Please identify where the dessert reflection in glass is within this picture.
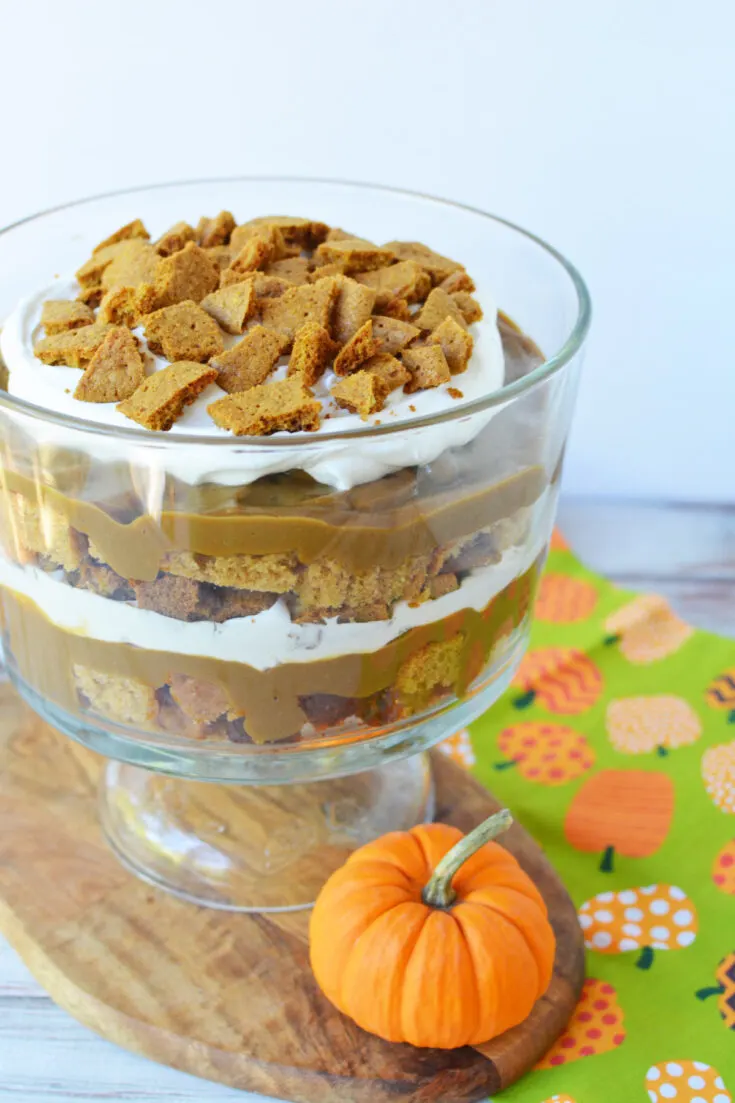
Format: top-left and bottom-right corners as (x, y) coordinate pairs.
(0, 180), (589, 909)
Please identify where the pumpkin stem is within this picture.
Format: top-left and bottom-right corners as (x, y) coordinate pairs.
(422, 809), (513, 909)
(656, 745), (669, 758)
(514, 690), (536, 710)
(603, 634), (620, 646)
(493, 760), (518, 771)
(695, 983), (725, 1000)
(636, 946), (655, 970)
(599, 845), (615, 873)
(728, 709), (735, 724)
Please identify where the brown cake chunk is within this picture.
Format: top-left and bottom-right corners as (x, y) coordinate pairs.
(379, 296), (412, 321)
(101, 240), (159, 292)
(76, 285), (104, 308)
(92, 219), (149, 255)
(355, 260), (431, 308)
(196, 211), (236, 248)
(143, 301), (224, 362)
(169, 674), (231, 725)
(371, 314), (420, 354)
(258, 277), (338, 347)
(414, 287), (468, 332)
(117, 361), (217, 431)
(200, 282), (256, 334)
(73, 665), (157, 726)
(451, 290), (483, 323)
(209, 376), (321, 435)
(315, 238), (395, 274)
(153, 241), (220, 307)
(203, 244), (232, 272)
(362, 352), (410, 392)
(331, 275), (376, 344)
(402, 345), (451, 392)
(74, 327), (146, 403)
(383, 241), (464, 284)
(210, 325), (286, 393)
(333, 319), (380, 375)
(97, 284), (155, 327)
(331, 370), (386, 418)
(34, 322), (114, 367)
(75, 241), (130, 288)
(440, 269), (476, 294)
(428, 315), (474, 374)
(236, 215), (328, 250)
(265, 256), (312, 284)
(288, 322), (337, 385)
(154, 221), (197, 256)
(227, 235), (278, 277)
(163, 549), (299, 593)
(41, 299), (94, 335)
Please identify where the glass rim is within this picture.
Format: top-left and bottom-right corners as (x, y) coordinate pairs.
(0, 175), (592, 449)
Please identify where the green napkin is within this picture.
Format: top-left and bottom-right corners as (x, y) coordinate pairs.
(439, 530), (735, 1103)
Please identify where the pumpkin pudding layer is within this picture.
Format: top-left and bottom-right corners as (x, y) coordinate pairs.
(0, 209), (552, 748)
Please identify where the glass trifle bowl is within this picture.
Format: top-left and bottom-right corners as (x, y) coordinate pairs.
(0, 179), (590, 910)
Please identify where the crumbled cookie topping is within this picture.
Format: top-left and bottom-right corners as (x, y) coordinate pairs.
(74, 326), (146, 403)
(34, 209), (487, 434)
(208, 375), (321, 436)
(41, 299), (95, 335)
(118, 361), (217, 431)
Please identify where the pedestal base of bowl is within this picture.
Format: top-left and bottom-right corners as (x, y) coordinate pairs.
(0, 681), (584, 1102)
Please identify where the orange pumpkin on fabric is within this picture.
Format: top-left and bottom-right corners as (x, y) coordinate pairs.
(564, 769), (674, 872)
(535, 977), (626, 1068)
(309, 811), (555, 1049)
(535, 574), (598, 624)
(512, 647), (603, 714)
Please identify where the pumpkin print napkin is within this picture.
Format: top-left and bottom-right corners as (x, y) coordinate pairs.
(438, 530), (735, 1103)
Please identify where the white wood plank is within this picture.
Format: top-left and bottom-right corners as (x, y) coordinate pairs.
(558, 497), (735, 580)
(0, 1000), (279, 1102)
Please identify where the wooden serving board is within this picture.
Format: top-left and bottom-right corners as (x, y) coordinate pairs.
(0, 681), (584, 1102)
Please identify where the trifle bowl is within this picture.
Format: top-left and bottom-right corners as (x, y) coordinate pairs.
(0, 178), (589, 910)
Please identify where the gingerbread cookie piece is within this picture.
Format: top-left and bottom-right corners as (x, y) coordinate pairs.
(208, 375), (321, 435)
(118, 361), (217, 431)
(288, 322), (337, 386)
(41, 300), (95, 335)
(74, 326), (146, 403)
(402, 345), (451, 392)
(331, 371), (386, 418)
(210, 326), (286, 393)
(200, 282), (256, 334)
(427, 315), (474, 374)
(143, 300), (224, 362)
(34, 322), (114, 368)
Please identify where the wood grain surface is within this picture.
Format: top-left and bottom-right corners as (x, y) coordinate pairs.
(0, 681), (584, 1103)
(2, 496), (732, 1102)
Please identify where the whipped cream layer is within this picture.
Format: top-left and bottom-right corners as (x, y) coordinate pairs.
(0, 528), (545, 672)
(0, 278), (506, 492)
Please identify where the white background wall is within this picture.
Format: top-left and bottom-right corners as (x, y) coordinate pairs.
(0, 0), (732, 502)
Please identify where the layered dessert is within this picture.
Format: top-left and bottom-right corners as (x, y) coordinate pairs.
(0, 211), (552, 747)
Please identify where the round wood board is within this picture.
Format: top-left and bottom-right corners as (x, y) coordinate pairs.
(0, 682), (584, 1101)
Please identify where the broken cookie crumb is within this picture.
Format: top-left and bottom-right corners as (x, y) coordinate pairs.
(402, 345), (451, 392)
(331, 371), (387, 419)
(41, 299), (94, 335)
(34, 322), (114, 368)
(288, 322), (337, 385)
(210, 325), (286, 393)
(74, 326), (146, 403)
(118, 361), (217, 431)
(333, 318), (379, 375)
(427, 315), (474, 374)
(143, 300), (224, 362)
(200, 281), (256, 334)
(208, 375), (321, 435)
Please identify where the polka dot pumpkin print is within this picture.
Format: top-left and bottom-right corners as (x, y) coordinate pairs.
(512, 647), (604, 714)
(578, 884), (698, 969)
(535, 978), (625, 1069)
(606, 695), (702, 756)
(712, 840), (735, 893)
(535, 573), (598, 624)
(437, 727), (475, 769)
(495, 721), (595, 785)
(702, 742), (735, 814)
(605, 594), (693, 664)
(645, 1060), (731, 1103)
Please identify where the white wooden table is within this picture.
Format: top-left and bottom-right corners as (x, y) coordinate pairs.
(1, 497), (734, 1102)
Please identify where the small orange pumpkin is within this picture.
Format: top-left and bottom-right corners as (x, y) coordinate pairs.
(309, 810), (555, 1049)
